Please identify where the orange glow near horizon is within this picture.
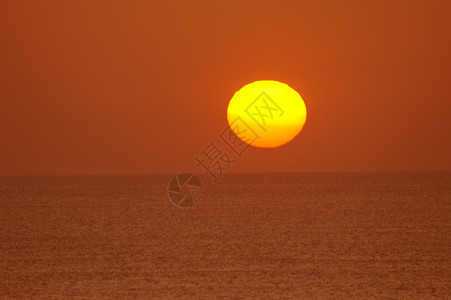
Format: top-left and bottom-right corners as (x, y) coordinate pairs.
(227, 80), (307, 148)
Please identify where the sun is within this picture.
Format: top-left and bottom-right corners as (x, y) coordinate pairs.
(227, 80), (307, 148)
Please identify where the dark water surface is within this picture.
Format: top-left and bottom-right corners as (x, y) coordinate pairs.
(0, 172), (450, 298)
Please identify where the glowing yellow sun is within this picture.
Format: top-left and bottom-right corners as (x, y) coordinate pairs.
(227, 80), (307, 148)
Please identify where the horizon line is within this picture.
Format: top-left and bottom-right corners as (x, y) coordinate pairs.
(0, 169), (450, 178)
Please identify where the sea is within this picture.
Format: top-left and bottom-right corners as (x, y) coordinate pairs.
(0, 172), (450, 299)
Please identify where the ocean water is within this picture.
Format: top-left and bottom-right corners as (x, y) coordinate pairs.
(0, 172), (450, 299)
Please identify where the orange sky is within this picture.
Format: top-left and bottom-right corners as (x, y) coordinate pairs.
(0, 0), (450, 175)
